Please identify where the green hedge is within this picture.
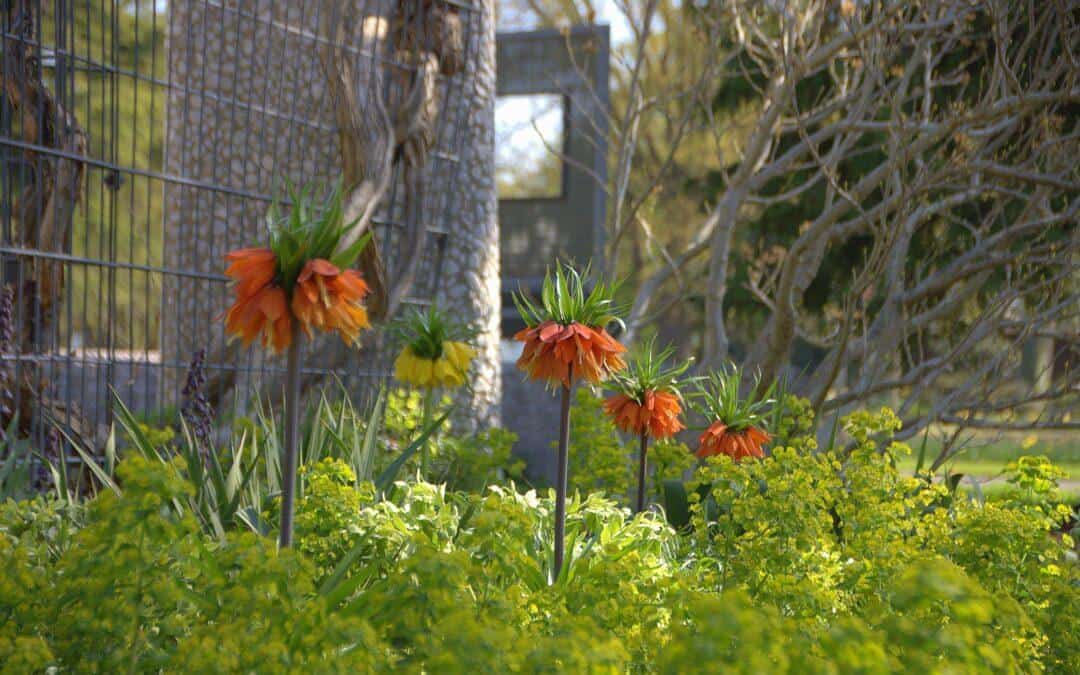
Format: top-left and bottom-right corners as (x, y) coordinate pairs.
(1, 406), (1077, 673)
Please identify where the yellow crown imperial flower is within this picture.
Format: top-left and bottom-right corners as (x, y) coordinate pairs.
(443, 341), (475, 369)
(392, 305), (476, 391)
(394, 340), (475, 390)
(432, 355), (457, 387)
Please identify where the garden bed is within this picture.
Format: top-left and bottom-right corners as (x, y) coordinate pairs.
(1, 398), (1076, 673)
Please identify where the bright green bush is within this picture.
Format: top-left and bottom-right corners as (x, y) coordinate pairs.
(383, 388), (524, 491)
(659, 559), (1040, 675)
(648, 437), (696, 500)
(134, 421), (176, 449)
(0, 403), (1076, 673)
(681, 405), (1077, 672)
(566, 387), (633, 499)
(0, 497), (81, 565)
(431, 427), (525, 493)
(293, 458), (375, 581)
(770, 393), (817, 449)
(0, 455), (382, 672)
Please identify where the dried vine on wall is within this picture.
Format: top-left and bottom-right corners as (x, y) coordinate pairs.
(1, 0), (86, 438)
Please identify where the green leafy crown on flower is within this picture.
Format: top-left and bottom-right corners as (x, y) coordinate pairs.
(265, 179), (371, 293)
(390, 304), (475, 361)
(513, 261), (626, 330)
(605, 338), (693, 404)
(691, 365), (776, 432)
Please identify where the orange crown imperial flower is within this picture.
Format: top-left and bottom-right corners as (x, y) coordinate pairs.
(291, 258), (370, 345)
(696, 421), (771, 460)
(605, 390), (685, 439)
(603, 340), (690, 439)
(513, 263), (627, 388)
(226, 247), (277, 298)
(224, 248), (293, 353)
(222, 181), (378, 353)
(691, 366), (777, 462)
(515, 320), (626, 387)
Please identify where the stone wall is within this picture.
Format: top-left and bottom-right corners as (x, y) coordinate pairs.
(436, 0), (501, 431)
(163, 0), (340, 402)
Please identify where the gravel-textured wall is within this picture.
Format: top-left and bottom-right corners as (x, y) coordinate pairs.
(436, 0), (500, 431)
(163, 0), (341, 399)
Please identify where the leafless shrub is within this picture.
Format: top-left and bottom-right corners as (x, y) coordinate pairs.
(562, 0), (1078, 448)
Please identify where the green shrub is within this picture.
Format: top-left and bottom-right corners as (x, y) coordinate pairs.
(565, 387), (633, 500)
(134, 421), (176, 449)
(681, 406), (1077, 672)
(771, 393), (816, 449)
(660, 559), (1039, 674)
(383, 388), (524, 492)
(0, 497), (81, 565)
(432, 427), (525, 493)
(0, 455), (382, 672)
(294, 458), (375, 581)
(0, 402), (1076, 673)
(649, 437), (696, 499)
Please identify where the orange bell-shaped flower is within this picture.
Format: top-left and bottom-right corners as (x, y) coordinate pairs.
(224, 248), (292, 353)
(225, 283), (292, 353)
(696, 421), (771, 461)
(604, 390), (685, 439)
(290, 258), (371, 345)
(515, 320), (626, 388)
(225, 247), (277, 299)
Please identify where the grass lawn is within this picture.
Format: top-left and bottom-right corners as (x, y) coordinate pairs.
(895, 428), (1080, 500)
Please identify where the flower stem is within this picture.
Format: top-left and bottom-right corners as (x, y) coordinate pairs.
(420, 387), (435, 479)
(554, 365), (572, 581)
(636, 432), (649, 514)
(279, 324), (302, 548)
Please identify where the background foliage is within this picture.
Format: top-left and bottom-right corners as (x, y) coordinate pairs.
(497, 0), (1078, 463)
(39, 0), (166, 348)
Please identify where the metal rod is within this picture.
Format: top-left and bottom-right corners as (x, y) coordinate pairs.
(0, 247), (448, 291)
(279, 324), (302, 549)
(553, 366), (572, 581)
(0, 135), (454, 230)
(636, 432), (649, 514)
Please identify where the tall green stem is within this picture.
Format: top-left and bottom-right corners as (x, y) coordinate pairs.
(420, 387), (435, 479)
(279, 324), (302, 548)
(635, 432), (649, 514)
(554, 364), (572, 581)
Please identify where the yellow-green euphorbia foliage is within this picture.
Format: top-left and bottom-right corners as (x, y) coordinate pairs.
(1, 403), (1077, 673)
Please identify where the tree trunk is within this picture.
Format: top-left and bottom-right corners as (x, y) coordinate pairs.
(437, 0), (500, 431)
(703, 212), (736, 368)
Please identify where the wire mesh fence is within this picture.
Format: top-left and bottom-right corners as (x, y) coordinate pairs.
(1, 0), (476, 462)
